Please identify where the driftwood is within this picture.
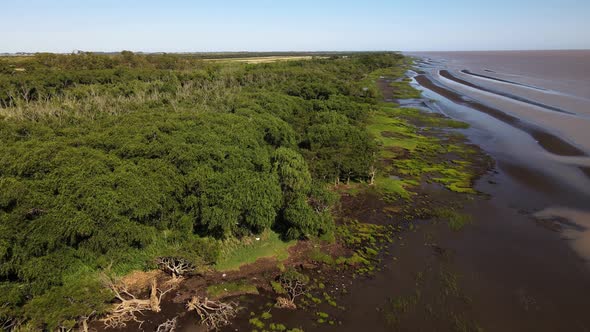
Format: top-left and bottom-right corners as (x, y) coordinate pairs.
(156, 316), (178, 332)
(102, 279), (173, 329)
(186, 296), (239, 330)
(274, 296), (297, 309)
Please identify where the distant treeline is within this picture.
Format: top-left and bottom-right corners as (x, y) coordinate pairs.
(0, 51), (405, 329)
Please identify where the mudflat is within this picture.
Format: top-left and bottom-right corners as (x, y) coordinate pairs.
(409, 50), (590, 268)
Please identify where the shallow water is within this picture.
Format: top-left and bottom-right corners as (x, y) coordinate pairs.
(408, 50), (590, 263)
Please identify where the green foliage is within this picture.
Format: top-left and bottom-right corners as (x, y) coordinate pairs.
(23, 272), (112, 330)
(271, 280), (287, 294)
(307, 248), (335, 265)
(0, 52), (407, 327)
(273, 147), (312, 197)
(336, 219), (393, 274)
(214, 231), (295, 271)
(206, 280), (259, 299)
(389, 79), (422, 99)
(249, 317), (265, 329)
(279, 267), (310, 286)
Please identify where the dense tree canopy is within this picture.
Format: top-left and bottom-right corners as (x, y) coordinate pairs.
(0, 51), (405, 329)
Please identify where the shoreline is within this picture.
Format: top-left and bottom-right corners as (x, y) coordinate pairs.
(415, 74), (587, 157)
(91, 64), (495, 331)
(440, 70), (573, 115)
(88, 54), (590, 331)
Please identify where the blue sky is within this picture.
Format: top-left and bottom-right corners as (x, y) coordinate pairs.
(1, 0), (589, 52)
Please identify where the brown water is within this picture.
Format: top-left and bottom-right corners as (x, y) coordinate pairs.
(409, 50), (590, 263)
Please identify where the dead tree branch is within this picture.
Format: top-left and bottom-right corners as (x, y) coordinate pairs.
(156, 317), (178, 332)
(101, 278), (173, 329)
(274, 268), (308, 309)
(186, 296), (239, 331)
(369, 165), (377, 185)
(157, 257), (195, 279)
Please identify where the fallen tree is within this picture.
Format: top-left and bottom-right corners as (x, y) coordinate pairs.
(186, 296), (239, 330)
(101, 278), (173, 329)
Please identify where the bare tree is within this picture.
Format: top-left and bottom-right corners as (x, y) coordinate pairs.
(186, 296), (239, 331)
(157, 257), (195, 280)
(369, 165), (377, 185)
(274, 269), (308, 309)
(102, 278), (173, 329)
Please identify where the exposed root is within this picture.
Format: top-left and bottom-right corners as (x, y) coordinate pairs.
(101, 278), (173, 329)
(274, 296), (297, 309)
(163, 275), (185, 289)
(186, 296), (239, 331)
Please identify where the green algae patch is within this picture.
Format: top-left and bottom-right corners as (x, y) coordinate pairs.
(336, 218), (394, 276)
(433, 208), (472, 231)
(367, 100), (479, 195)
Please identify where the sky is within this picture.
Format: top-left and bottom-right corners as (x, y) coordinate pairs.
(1, 0), (589, 53)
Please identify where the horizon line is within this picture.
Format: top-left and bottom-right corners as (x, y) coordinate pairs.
(2, 48), (590, 55)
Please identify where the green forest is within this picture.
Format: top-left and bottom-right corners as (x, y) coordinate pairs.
(0, 52), (408, 329)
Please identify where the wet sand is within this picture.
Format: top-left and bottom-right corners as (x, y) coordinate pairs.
(410, 51), (590, 154)
(439, 70), (574, 115)
(409, 51), (590, 263)
(414, 74), (586, 157)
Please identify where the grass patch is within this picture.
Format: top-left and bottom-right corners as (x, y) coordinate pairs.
(390, 80), (422, 99)
(307, 247), (336, 265)
(206, 280), (259, 299)
(433, 208), (472, 231)
(375, 176), (410, 199)
(215, 230), (296, 271)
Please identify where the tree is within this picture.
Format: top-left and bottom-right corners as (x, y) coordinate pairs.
(101, 278), (173, 329)
(157, 256), (195, 280)
(273, 268), (309, 309)
(272, 147), (312, 197)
